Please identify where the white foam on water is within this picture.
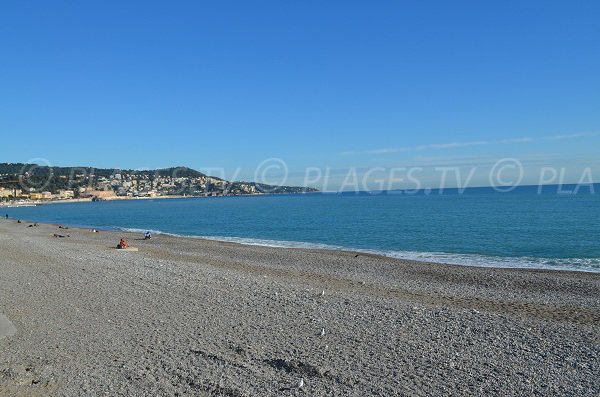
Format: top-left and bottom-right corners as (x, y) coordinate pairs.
(117, 227), (165, 235)
(116, 227), (600, 273)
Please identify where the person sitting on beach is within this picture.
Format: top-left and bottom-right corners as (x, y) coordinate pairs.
(117, 238), (130, 249)
(144, 231), (152, 240)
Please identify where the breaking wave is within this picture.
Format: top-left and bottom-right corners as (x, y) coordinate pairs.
(118, 227), (600, 273)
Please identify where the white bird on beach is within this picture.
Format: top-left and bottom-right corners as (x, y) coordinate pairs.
(296, 378), (304, 389)
(320, 327), (326, 337)
(320, 290), (325, 297)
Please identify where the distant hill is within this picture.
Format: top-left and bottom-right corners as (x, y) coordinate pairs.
(0, 163), (208, 179)
(0, 163), (317, 197)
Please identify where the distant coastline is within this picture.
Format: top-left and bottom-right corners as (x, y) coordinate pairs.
(0, 191), (318, 207)
(0, 162), (318, 204)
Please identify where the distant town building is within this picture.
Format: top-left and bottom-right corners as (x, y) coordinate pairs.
(81, 190), (116, 199)
(58, 190), (75, 199)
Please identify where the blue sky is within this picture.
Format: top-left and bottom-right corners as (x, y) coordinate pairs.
(1, 1), (599, 189)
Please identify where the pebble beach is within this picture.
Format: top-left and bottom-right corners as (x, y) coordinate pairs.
(0, 219), (599, 396)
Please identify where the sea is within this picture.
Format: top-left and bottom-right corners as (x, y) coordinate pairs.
(5, 184), (600, 273)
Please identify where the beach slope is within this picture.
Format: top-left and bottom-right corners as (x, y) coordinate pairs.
(0, 221), (599, 396)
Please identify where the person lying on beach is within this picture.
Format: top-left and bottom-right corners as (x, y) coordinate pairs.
(53, 234), (70, 238)
(117, 239), (130, 249)
(58, 225), (69, 229)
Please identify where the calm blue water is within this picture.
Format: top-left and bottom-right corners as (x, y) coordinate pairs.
(5, 185), (600, 272)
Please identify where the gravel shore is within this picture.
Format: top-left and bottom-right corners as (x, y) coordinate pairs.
(0, 219), (599, 396)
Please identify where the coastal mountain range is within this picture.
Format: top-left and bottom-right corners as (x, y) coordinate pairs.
(0, 163), (318, 197)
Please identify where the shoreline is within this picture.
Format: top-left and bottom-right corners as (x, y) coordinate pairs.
(3, 218), (600, 299)
(4, 214), (599, 274)
(0, 191), (313, 208)
(0, 195), (202, 207)
(112, 230), (600, 275)
(1, 219), (599, 395)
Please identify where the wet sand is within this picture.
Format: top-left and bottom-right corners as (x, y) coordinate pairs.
(0, 219), (599, 396)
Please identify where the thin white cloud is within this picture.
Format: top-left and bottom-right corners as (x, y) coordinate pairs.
(341, 132), (594, 156)
(543, 132), (598, 140)
(362, 147), (406, 155)
(400, 153), (598, 168)
(361, 137), (531, 155)
(426, 140), (490, 149)
(498, 137), (533, 144)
